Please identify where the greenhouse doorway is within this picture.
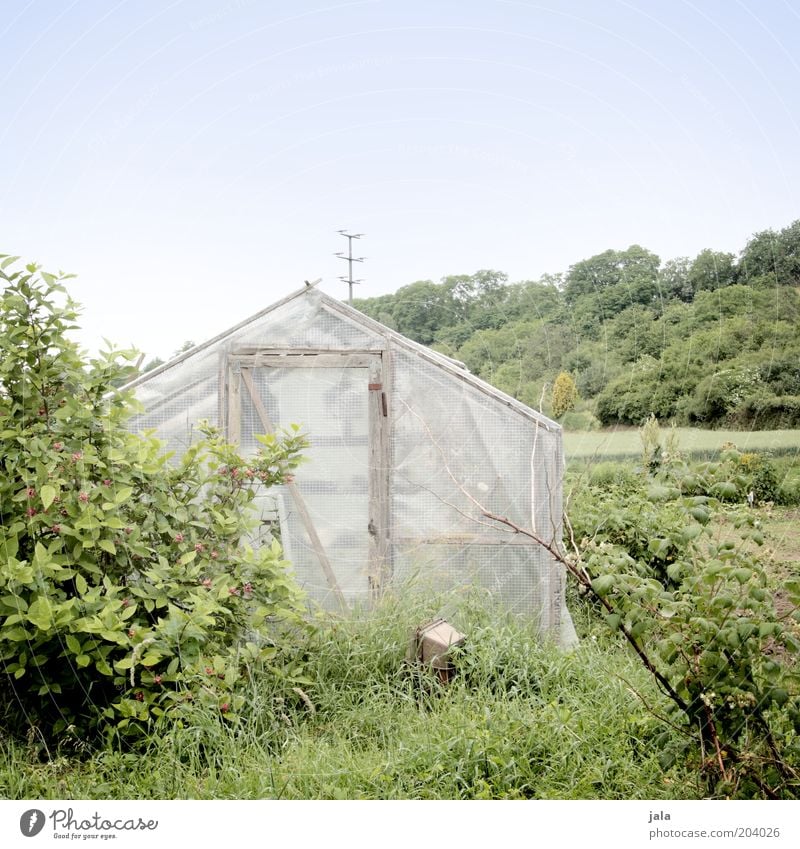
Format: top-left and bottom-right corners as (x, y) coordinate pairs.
(224, 350), (390, 610)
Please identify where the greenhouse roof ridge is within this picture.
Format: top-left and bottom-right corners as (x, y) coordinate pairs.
(122, 284), (561, 433)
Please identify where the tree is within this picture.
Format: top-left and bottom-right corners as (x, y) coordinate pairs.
(390, 280), (457, 344)
(738, 220), (800, 287)
(564, 245), (660, 306)
(658, 256), (693, 302)
(0, 256), (307, 745)
(688, 249), (736, 293)
(551, 371), (578, 418)
(142, 356), (165, 373)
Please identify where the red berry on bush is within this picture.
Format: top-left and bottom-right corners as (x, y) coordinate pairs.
(78, 491), (89, 503)
(174, 532), (184, 543)
(134, 692), (144, 701)
(220, 702), (230, 713)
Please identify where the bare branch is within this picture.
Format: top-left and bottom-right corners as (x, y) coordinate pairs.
(399, 399), (691, 714)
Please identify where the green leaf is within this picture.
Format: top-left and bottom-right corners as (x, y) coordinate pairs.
(711, 481), (739, 500)
(648, 538), (671, 558)
(666, 563), (683, 582)
(75, 574), (88, 595)
(27, 597), (53, 630)
(98, 539), (116, 555)
(591, 575), (615, 597)
(40, 484), (57, 510)
(114, 487), (133, 504)
(771, 688), (789, 706)
(646, 485), (672, 503)
(65, 634), (81, 654)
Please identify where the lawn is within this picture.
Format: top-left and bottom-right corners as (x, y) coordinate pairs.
(564, 427), (800, 460)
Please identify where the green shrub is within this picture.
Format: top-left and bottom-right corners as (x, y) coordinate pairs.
(588, 462), (641, 489)
(566, 462), (800, 797)
(0, 257), (307, 747)
(559, 409), (601, 431)
(777, 475), (800, 507)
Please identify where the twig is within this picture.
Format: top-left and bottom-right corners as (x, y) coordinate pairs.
(400, 399), (690, 713)
(612, 671), (693, 739)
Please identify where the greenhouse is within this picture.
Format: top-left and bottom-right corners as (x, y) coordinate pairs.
(126, 285), (576, 646)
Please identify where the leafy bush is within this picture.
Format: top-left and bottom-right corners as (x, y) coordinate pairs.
(730, 395), (800, 429)
(0, 257), (307, 747)
(587, 462), (642, 490)
(777, 475), (800, 507)
(565, 464), (800, 797)
(551, 371), (578, 418)
(558, 409), (601, 431)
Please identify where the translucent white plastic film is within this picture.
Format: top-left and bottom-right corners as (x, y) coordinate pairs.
(128, 289), (575, 644)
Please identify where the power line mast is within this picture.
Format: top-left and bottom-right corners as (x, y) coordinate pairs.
(335, 230), (365, 305)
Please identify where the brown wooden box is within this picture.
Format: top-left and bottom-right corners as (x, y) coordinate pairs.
(409, 618), (466, 682)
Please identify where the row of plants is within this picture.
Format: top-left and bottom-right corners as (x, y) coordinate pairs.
(560, 427), (800, 798)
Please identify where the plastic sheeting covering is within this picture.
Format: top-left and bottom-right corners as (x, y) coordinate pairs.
(127, 288), (577, 646)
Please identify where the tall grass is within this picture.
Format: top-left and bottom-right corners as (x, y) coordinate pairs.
(0, 589), (696, 800)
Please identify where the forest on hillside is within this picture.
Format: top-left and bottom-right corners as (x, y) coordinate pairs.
(354, 220), (800, 429)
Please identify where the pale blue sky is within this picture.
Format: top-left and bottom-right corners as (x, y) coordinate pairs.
(1, 0), (798, 358)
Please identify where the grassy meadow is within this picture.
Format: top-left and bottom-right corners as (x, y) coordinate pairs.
(564, 427), (800, 461)
(0, 590), (695, 800)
